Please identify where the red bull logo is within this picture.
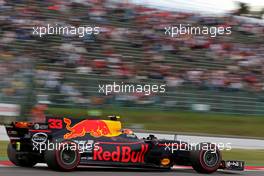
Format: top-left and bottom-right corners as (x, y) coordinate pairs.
(93, 144), (148, 163)
(63, 118), (121, 139)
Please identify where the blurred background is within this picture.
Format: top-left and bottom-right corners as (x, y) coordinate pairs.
(0, 0), (264, 165)
(0, 0), (263, 137)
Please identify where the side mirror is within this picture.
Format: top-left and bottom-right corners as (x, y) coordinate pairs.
(108, 115), (121, 121)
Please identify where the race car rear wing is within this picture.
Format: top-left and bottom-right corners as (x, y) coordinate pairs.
(5, 115), (122, 140)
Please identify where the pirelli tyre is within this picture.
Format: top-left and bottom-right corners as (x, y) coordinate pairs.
(7, 143), (37, 167)
(44, 141), (80, 171)
(190, 143), (222, 174)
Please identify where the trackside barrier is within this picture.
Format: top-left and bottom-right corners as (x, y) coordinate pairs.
(135, 132), (264, 149)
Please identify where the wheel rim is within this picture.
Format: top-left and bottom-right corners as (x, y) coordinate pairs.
(203, 150), (219, 167)
(60, 148), (77, 165)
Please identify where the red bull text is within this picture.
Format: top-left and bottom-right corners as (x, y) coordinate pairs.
(93, 144), (148, 163)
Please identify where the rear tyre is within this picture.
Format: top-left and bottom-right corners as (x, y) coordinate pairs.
(7, 143), (37, 167)
(44, 141), (80, 171)
(190, 143), (222, 174)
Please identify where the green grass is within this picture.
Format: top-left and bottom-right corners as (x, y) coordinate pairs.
(47, 107), (264, 138)
(222, 149), (264, 166)
(0, 141), (263, 165)
(0, 141), (8, 160)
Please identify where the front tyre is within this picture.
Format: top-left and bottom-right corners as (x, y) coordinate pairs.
(44, 141), (80, 171)
(7, 143), (37, 167)
(190, 143), (222, 174)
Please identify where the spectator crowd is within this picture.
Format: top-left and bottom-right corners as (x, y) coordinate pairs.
(0, 0), (263, 107)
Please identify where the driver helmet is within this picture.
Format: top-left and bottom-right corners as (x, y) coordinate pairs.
(122, 128), (134, 135)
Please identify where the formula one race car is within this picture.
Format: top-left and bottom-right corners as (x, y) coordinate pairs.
(5, 115), (244, 173)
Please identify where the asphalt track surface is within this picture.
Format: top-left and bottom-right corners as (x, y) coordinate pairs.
(1, 166), (263, 176)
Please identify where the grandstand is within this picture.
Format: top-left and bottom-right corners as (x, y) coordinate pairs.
(0, 0), (264, 118)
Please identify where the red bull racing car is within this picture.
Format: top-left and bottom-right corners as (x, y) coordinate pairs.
(5, 115), (244, 173)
